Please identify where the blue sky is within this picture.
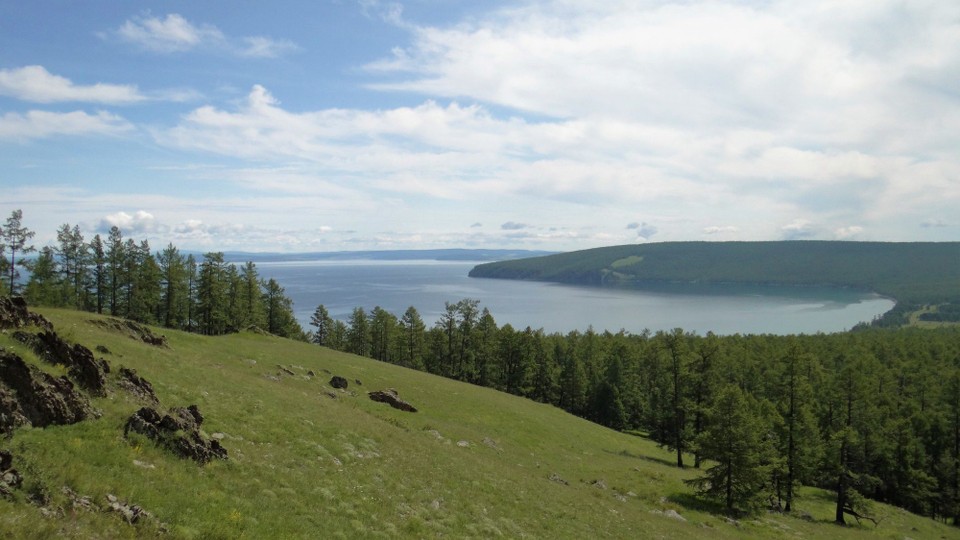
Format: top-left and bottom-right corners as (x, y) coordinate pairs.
(2, 1), (958, 252)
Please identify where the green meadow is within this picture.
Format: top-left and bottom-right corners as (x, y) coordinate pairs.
(2, 307), (958, 539)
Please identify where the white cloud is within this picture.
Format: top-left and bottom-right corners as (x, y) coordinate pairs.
(0, 65), (145, 104)
(98, 210), (161, 234)
(703, 226), (739, 235)
(112, 13), (298, 58)
(0, 110), (133, 140)
(834, 225), (864, 239)
(781, 219), (817, 240)
(239, 37), (299, 58)
(501, 221), (530, 230)
(117, 13), (224, 53)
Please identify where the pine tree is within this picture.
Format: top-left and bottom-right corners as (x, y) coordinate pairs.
(399, 306), (426, 369)
(346, 306), (370, 357)
(691, 384), (772, 514)
(310, 304), (333, 346)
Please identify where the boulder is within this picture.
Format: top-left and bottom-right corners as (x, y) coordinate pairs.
(117, 367), (159, 405)
(368, 389), (418, 412)
(124, 405), (227, 464)
(329, 376), (349, 389)
(0, 351), (97, 434)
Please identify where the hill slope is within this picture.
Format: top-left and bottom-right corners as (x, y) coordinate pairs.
(469, 241), (960, 304)
(1, 308), (957, 538)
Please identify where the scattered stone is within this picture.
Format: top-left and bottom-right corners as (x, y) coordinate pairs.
(369, 388), (417, 412)
(0, 351), (97, 434)
(354, 379), (362, 386)
(0, 450), (22, 499)
(322, 390), (337, 399)
(589, 479), (608, 490)
(105, 493), (153, 524)
(89, 318), (168, 347)
(652, 509), (686, 522)
(307, 370), (315, 377)
(614, 493), (628, 502)
(95, 345), (111, 355)
(117, 367), (159, 405)
(62, 486), (95, 511)
(723, 516), (740, 527)
(329, 376), (349, 389)
(246, 359), (257, 366)
(264, 374), (280, 382)
(548, 473), (569, 485)
(124, 405), (227, 464)
(132, 460), (155, 469)
(278, 365), (296, 376)
(626, 491), (637, 498)
(482, 437), (502, 451)
(457, 440), (470, 448)
(211, 432), (226, 440)
(430, 499), (442, 510)
(797, 511), (813, 522)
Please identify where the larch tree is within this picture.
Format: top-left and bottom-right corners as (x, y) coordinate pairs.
(2, 209), (36, 296)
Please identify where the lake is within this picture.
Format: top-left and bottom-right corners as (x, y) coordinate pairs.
(251, 259), (895, 336)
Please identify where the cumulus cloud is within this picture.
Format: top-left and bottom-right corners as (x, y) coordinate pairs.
(0, 66), (145, 104)
(98, 210), (162, 234)
(0, 110), (133, 140)
(781, 219), (817, 240)
(112, 13), (297, 58)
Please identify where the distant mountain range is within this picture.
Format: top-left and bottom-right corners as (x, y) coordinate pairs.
(221, 248), (557, 263)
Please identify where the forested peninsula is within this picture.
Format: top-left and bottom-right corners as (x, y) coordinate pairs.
(469, 241), (960, 326)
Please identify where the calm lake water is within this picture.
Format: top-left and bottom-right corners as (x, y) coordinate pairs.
(252, 259), (894, 336)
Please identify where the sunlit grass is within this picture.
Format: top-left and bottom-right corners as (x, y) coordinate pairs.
(0, 307), (956, 538)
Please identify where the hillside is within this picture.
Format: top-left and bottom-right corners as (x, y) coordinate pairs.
(468, 241), (960, 305)
(1, 307), (958, 538)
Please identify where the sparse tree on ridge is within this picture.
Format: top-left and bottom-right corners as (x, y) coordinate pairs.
(310, 304), (333, 346)
(2, 209), (36, 296)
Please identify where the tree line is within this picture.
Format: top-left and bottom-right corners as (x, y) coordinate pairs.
(0, 210), (303, 339)
(311, 298), (960, 523)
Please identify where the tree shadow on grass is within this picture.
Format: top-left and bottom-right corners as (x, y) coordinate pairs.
(603, 448), (678, 468)
(666, 492), (727, 515)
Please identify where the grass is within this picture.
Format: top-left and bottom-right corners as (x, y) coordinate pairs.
(2, 307), (959, 538)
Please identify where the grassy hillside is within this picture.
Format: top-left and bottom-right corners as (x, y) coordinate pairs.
(468, 241), (960, 305)
(1, 308), (958, 539)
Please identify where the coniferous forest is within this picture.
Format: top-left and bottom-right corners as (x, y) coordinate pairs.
(4, 209), (960, 524)
(0, 211), (303, 339)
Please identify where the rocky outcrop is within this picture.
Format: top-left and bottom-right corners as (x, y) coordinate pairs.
(124, 405), (227, 464)
(117, 367), (159, 405)
(19, 330), (109, 396)
(0, 351), (97, 434)
(0, 296), (52, 331)
(89, 318), (167, 347)
(330, 376), (349, 389)
(368, 389), (418, 412)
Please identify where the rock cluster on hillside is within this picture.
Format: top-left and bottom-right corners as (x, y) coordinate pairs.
(124, 405), (227, 464)
(14, 330), (109, 396)
(0, 350), (98, 434)
(89, 318), (168, 347)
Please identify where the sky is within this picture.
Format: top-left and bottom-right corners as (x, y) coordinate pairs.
(1, 0), (958, 253)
